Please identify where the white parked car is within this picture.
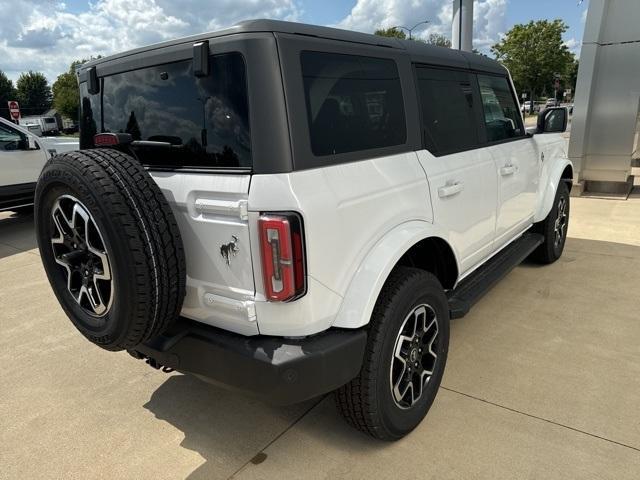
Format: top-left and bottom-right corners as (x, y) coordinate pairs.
(0, 117), (78, 211)
(545, 98), (559, 108)
(34, 20), (572, 440)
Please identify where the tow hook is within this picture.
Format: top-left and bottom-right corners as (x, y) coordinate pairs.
(128, 349), (174, 373)
(145, 357), (174, 373)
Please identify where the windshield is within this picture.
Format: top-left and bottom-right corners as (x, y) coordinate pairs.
(80, 52), (251, 170)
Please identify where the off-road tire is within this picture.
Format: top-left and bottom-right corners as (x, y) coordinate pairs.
(35, 149), (186, 351)
(530, 181), (570, 264)
(335, 267), (450, 440)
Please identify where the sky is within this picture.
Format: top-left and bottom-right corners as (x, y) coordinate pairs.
(0, 0), (589, 85)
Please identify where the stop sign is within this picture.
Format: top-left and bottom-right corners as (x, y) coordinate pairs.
(7, 101), (20, 121)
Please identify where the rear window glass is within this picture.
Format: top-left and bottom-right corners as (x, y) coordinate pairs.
(80, 53), (251, 169)
(301, 51), (406, 157)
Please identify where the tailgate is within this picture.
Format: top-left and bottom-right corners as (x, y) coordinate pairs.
(150, 171), (258, 335)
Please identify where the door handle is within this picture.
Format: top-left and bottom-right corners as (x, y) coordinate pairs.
(438, 182), (464, 198)
(500, 165), (516, 176)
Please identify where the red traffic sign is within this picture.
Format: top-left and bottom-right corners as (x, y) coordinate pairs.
(8, 101), (20, 121)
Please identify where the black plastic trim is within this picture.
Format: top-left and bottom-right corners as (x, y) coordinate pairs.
(87, 66), (99, 94)
(0, 182), (36, 211)
(132, 317), (367, 405)
(448, 232), (544, 319)
(193, 41), (209, 77)
(76, 23), (508, 174)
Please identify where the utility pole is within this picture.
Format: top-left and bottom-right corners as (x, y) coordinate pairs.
(452, 0), (474, 51)
(197, 96), (210, 147)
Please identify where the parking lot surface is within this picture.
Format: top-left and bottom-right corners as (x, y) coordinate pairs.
(2, 192), (640, 479)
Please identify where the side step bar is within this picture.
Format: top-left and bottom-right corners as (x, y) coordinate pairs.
(447, 233), (544, 319)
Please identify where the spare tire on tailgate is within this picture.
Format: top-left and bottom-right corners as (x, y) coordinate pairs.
(35, 148), (186, 351)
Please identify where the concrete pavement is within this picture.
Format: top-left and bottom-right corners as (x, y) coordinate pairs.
(1, 193), (639, 479)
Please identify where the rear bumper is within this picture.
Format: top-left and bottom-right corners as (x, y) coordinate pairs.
(132, 318), (367, 405)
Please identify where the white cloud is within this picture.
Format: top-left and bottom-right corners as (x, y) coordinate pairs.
(1, 0), (510, 86)
(336, 0), (507, 52)
(473, 0), (507, 51)
(564, 37), (581, 57)
(0, 0), (299, 84)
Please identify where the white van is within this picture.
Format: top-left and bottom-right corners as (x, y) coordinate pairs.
(19, 116), (59, 136)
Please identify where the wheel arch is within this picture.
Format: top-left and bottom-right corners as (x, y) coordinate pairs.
(533, 157), (574, 223)
(332, 221), (459, 329)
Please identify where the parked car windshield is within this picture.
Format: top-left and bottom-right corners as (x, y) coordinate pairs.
(80, 52), (251, 170)
(0, 122), (23, 150)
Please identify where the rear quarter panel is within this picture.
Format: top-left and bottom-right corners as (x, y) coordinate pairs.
(249, 153), (433, 335)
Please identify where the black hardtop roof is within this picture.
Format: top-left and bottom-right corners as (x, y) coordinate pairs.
(79, 19), (506, 75)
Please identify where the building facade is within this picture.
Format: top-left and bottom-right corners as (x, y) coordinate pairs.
(569, 0), (640, 194)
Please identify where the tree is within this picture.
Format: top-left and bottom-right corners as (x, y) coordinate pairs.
(567, 58), (579, 97)
(52, 58), (101, 122)
(125, 111), (142, 140)
(491, 20), (575, 107)
(374, 27), (406, 40)
(0, 71), (17, 120)
(53, 61), (83, 121)
(16, 71), (52, 116)
(79, 96), (97, 147)
(426, 33), (451, 48)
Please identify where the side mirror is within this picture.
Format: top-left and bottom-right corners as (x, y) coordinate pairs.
(28, 135), (39, 150)
(19, 134), (39, 150)
(537, 107), (568, 133)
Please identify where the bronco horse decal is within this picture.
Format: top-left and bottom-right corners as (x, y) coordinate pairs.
(220, 235), (240, 266)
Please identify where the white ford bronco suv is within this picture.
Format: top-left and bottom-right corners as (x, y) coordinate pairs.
(35, 20), (572, 440)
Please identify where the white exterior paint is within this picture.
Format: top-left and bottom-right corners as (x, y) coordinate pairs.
(415, 147), (495, 273)
(486, 138), (538, 250)
(150, 172), (259, 336)
(248, 152), (433, 335)
(167, 130), (570, 337)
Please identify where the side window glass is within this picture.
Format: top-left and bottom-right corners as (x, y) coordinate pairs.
(0, 123), (24, 151)
(477, 74), (524, 142)
(301, 51), (407, 156)
(416, 67), (480, 155)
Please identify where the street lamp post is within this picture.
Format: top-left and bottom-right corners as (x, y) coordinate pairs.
(197, 96), (211, 147)
(394, 20), (430, 40)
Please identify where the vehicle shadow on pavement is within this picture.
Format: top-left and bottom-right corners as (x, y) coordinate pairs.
(143, 373), (387, 479)
(142, 374), (330, 479)
(0, 211), (38, 256)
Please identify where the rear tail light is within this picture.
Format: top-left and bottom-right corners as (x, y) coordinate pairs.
(93, 133), (132, 147)
(258, 213), (306, 302)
